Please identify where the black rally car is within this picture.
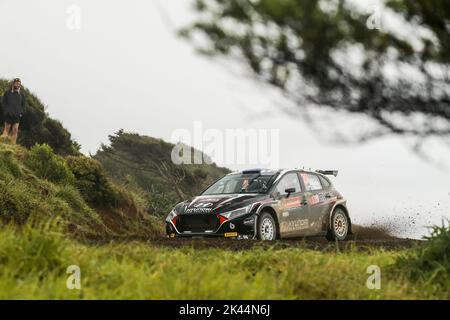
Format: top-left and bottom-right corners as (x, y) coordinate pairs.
(165, 169), (351, 241)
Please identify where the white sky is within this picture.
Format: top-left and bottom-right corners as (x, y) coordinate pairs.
(1, 0), (449, 238)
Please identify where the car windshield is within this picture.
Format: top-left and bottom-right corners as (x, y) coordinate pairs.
(202, 173), (275, 195)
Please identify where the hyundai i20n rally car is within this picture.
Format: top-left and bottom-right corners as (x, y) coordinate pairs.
(165, 169), (351, 241)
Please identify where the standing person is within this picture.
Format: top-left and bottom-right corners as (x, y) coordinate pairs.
(1, 78), (26, 144)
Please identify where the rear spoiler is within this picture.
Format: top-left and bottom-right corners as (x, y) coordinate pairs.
(316, 170), (338, 177)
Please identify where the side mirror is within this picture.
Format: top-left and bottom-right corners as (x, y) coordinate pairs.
(285, 188), (296, 196)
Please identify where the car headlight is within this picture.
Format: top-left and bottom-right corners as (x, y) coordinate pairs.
(221, 205), (252, 220)
(166, 209), (177, 223)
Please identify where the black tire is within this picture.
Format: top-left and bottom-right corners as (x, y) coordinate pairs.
(257, 212), (277, 241)
(326, 208), (349, 241)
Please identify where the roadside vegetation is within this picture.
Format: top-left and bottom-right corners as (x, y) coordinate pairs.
(0, 218), (449, 299)
(395, 223), (450, 288)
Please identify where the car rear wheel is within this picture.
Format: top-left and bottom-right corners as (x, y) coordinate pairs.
(326, 208), (349, 241)
(257, 212), (277, 241)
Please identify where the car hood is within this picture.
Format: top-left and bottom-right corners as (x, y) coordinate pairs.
(177, 194), (266, 215)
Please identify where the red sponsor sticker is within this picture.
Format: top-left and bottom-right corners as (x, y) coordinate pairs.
(310, 195), (320, 205)
(283, 196), (301, 209)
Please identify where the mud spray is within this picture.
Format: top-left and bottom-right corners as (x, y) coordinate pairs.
(352, 210), (441, 240)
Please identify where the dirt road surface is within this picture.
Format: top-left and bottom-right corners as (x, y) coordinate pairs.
(87, 225), (423, 251)
(149, 237), (421, 251)
(149, 225), (423, 251)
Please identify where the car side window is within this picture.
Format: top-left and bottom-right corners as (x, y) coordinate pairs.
(275, 173), (302, 195)
(319, 176), (331, 189)
(300, 173), (322, 191)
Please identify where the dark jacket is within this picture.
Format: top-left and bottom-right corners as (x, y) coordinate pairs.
(1, 90), (26, 117)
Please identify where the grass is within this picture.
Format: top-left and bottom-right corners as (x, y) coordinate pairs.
(0, 220), (449, 299)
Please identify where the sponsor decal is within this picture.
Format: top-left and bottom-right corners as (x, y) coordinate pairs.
(185, 198), (218, 213)
(298, 219), (309, 229)
(185, 208), (213, 214)
(309, 195), (320, 205)
(280, 219), (309, 232)
(306, 193), (337, 206)
(282, 196), (301, 209)
(225, 232), (238, 237)
(193, 202), (214, 208)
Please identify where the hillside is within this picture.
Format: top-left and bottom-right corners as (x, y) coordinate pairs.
(94, 130), (230, 216)
(1, 81), (163, 239)
(0, 142), (162, 239)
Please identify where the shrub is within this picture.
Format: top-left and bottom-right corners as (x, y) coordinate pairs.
(25, 144), (75, 185)
(146, 188), (175, 216)
(0, 179), (39, 225)
(395, 222), (450, 286)
(66, 156), (118, 208)
(0, 147), (22, 178)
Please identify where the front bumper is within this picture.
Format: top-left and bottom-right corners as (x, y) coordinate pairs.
(166, 213), (256, 238)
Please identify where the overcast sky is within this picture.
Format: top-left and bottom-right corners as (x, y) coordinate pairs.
(1, 0), (449, 238)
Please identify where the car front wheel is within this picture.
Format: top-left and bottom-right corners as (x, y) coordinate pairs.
(326, 208), (349, 241)
(257, 212), (277, 241)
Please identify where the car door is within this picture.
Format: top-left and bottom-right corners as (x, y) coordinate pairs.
(273, 172), (310, 238)
(317, 175), (337, 229)
(299, 173), (330, 235)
